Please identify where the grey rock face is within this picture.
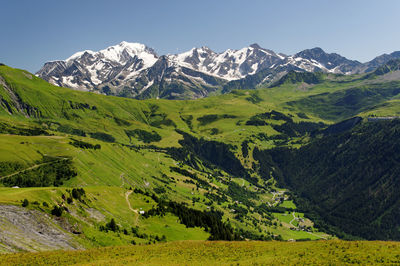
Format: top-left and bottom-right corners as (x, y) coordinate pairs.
(0, 205), (82, 252)
(360, 51), (400, 73)
(290, 47), (362, 73)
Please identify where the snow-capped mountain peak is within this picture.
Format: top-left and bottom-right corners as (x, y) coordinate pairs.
(283, 47), (362, 74)
(37, 42), (159, 90)
(63, 42), (158, 66)
(97, 41), (158, 65)
(66, 50), (95, 62)
(168, 46), (216, 73)
(36, 41), (400, 100)
(169, 44), (284, 80)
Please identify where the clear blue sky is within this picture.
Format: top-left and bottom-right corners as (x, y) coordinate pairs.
(1, 0), (400, 72)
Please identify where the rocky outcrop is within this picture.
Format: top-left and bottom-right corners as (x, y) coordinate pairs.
(0, 205), (82, 253)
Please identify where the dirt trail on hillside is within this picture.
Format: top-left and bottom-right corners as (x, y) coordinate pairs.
(120, 173), (125, 188)
(125, 191), (139, 225)
(289, 211), (296, 227)
(0, 158), (68, 180)
(307, 231), (327, 240)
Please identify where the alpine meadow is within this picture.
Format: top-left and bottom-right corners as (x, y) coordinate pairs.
(2, 1), (400, 264)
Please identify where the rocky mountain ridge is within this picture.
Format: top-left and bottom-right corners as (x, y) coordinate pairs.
(37, 42), (400, 99)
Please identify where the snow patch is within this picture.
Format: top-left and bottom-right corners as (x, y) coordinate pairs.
(137, 80), (154, 94)
(66, 50), (95, 62)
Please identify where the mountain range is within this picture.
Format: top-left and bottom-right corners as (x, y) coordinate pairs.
(37, 42), (400, 99)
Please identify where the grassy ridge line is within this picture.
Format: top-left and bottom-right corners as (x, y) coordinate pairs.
(1, 240), (400, 265)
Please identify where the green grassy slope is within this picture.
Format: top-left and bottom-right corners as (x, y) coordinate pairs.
(2, 240), (400, 265)
(1, 64), (400, 249)
(0, 65), (335, 247)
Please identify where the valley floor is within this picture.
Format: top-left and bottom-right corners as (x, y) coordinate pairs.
(1, 240), (399, 265)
